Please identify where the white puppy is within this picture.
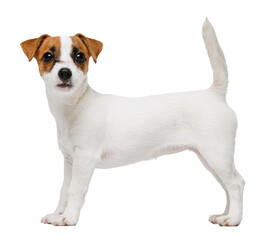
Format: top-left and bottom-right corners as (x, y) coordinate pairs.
(21, 19), (244, 226)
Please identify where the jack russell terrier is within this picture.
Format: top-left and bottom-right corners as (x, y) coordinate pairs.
(21, 19), (244, 226)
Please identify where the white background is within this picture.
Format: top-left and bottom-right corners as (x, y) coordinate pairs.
(0, 0), (260, 239)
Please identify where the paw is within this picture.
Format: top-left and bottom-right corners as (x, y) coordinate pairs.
(41, 212), (63, 224)
(41, 212), (78, 226)
(209, 214), (241, 226)
(209, 214), (223, 224)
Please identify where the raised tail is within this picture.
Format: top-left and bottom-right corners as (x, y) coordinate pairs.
(202, 18), (228, 97)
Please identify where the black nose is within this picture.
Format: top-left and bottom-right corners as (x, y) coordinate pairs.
(58, 68), (72, 81)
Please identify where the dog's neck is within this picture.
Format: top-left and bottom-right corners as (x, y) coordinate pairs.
(45, 77), (91, 129)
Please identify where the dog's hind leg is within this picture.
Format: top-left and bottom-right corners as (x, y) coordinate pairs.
(194, 143), (245, 226)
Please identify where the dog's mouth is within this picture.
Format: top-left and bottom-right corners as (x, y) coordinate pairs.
(56, 83), (72, 89)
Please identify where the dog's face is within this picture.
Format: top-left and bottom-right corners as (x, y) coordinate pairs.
(21, 34), (103, 93)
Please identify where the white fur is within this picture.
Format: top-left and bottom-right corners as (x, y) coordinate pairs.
(60, 36), (74, 62)
(40, 19), (244, 226)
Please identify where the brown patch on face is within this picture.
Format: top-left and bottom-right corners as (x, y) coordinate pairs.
(21, 35), (61, 76)
(71, 34), (103, 74)
(35, 37), (61, 75)
(75, 34), (103, 63)
(20, 34), (50, 62)
(21, 34), (103, 76)
(71, 36), (90, 74)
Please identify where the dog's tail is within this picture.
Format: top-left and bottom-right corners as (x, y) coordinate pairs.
(202, 18), (228, 97)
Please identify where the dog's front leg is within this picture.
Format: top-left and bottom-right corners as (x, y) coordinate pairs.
(51, 151), (97, 226)
(41, 156), (72, 224)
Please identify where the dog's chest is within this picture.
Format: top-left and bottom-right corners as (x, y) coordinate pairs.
(58, 127), (74, 157)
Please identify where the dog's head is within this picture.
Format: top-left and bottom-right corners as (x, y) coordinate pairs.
(21, 34), (103, 93)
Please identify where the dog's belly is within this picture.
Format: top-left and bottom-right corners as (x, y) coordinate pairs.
(96, 144), (189, 169)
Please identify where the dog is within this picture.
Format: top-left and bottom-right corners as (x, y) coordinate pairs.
(20, 19), (244, 226)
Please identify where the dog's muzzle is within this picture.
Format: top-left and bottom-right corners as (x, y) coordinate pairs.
(57, 68), (72, 88)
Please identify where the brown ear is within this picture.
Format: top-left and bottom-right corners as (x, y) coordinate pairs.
(75, 33), (103, 63)
(20, 34), (50, 62)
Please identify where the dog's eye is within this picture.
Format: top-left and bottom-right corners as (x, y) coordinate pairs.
(42, 52), (53, 63)
(75, 52), (85, 63)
